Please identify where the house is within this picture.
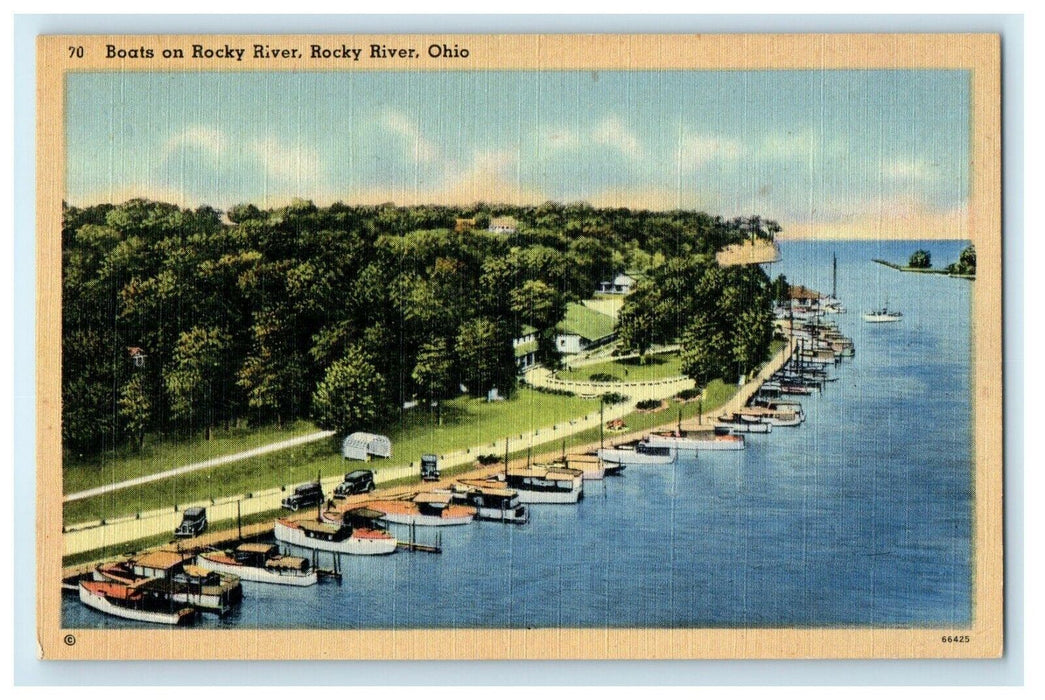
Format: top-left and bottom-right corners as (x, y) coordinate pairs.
(514, 324), (538, 371)
(596, 273), (637, 295)
(555, 302), (617, 355)
(488, 216), (519, 234)
(342, 432), (392, 461)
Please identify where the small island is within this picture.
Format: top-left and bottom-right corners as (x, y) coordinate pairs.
(873, 244), (976, 279)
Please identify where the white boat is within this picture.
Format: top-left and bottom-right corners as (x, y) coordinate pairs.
(735, 406), (803, 427)
(447, 481), (530, 523)
(360, 492), (476, 527)
(274, 512), (398, 555)
(597, 442), (676, 466)
(79, 580), (196, 626)
(564, 453), (605, 480)
(644, 431), (745, 452)
(196, 544), (318, 587)
(714, 415), (774, 434)
(862, 307), (903, 323)
(94, 551), (243, 615)
(494, 464), (585, 504)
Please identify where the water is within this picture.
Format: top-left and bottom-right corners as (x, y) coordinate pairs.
(63, 240), (973, 630)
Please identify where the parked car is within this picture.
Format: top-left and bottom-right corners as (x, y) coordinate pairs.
(333, 470), (376, 498)
(281, 482), (324, 511)
(420, 454), (440, 482)
(174, 506), (207, 538)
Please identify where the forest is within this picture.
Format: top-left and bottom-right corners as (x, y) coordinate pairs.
(62, 198), (779, 460)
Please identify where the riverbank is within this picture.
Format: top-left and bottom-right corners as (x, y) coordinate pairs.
(872, 258), (975, 280)
(61, 339), (793, 574)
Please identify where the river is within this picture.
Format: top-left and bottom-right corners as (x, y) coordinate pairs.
(63, 239), (974, 630)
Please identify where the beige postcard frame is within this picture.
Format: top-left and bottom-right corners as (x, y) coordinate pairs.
(36, 33), (1002, 660)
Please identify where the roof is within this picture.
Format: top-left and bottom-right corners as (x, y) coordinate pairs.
(413, 492), (451, 506)
(558, 302), (616, 341)
(518, 324), (537, 337)
(134, 551), (191, 570)
(455, 481), (516, 498)
(514, 340), (538, 358)
(345, 507), (386, 520)
(344, 432), (390, 445)
(236, 543), (278, 554)
(788, 285), (824, 301)
(489, 216), (518, 229)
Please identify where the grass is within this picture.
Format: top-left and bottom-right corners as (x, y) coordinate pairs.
(558, 352), (683, 383)
(64, 419), (321, 495)
(63, 388), (600, 526)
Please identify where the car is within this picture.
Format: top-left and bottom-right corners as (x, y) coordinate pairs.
(174, 506), (207, 538)
(281, 482), (324, 511)
(420, 454), (440, 481)
(333, 469), (376, 498)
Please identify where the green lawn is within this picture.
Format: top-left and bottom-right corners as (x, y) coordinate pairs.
(64, 419), (322, 495)
(64, 388), (600, 526)
(558, 352), (683, 383)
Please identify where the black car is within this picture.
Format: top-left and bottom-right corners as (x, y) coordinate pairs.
(281, 482), (324, 511)
(174, 506), (207, 537)
(333, 470), (376, 498)
(420, 454), (440, 481)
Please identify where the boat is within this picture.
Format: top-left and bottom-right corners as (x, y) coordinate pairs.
(862, 307), (903, 323)
(79, 580), (196, 626)
(644, 430), (745, 452)
(563, 453), (605, 480)
(486, 464), (585, 504)
(196, 544), (318, 586)
(734, 406), (803, 427)
(94, 550), (243, 615)
(359, 492), (476, 527)
(714, 414), (773, 434)
(446, 481), (530, 524)
(597, 441), (676, 466)
(274, 509), (398, 555)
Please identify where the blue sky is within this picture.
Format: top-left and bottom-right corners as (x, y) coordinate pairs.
(66, 69), (969, 237)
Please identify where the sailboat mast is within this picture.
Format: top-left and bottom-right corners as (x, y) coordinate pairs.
(832, 253), (837, 300)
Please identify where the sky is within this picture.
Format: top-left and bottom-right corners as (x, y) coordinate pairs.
(65, 69), (970, 238)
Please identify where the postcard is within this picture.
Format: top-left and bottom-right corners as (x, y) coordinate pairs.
(36, 33), (1002, 660)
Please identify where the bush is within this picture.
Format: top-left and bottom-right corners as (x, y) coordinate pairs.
(636, 399), (662, 410)
(476, 454), (501, 465)
(589, 372), (621, 383)
(530, 385), (576, 397)
(908, 249), (931, 269)
(602, 392), (628, 405)
(676, 388), (701, 401)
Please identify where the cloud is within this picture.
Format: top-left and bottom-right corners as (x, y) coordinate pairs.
(164, 126), (227, 158)
(882, 157), (939, 182)
(679, 133), (748, 167)
(541, 116), (644, 160)
(779, 196), (968, 240)
(248, 137), (322, 182)
(379, 108), (438, 163)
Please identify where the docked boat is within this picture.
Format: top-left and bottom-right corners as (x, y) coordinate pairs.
(94, 550), (243, 615)
(862, 307), (903, 323)
(597, 441), (676, 466)
(274, 509), (398, 555)
(735, 406), (803, 427)
(446, 481), (530, 523)
(644, 430), (745, 452)
(197, 544), (318, 587)
(563, 453), (605, 480)
(79, 580), (196, 626)
(489, 464), (585, 504)
(714, 414), (773, 434)
(360, 492), (477, 527)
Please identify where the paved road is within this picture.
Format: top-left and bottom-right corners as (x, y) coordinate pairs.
(62, 430), (336, 503)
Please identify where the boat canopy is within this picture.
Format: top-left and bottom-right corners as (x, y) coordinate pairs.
(413, 492), (452, 507)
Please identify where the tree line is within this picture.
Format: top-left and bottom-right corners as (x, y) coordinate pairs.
(62, 198), (776, 459)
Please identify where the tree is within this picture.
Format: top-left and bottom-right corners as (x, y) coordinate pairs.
(908, 249), (932, 269)
(616, 283), (660, 361)
(412, 339), (453, 423)
(237, 311), (307, 427)
(117, 374), (151, 451)
(456, 318), (513, 396)
(680, 316), (729, 385)
(164, 326), (232, 440)
(311, 345), (387, 436)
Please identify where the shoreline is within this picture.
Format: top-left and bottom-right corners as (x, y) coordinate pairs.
(61, 340), (795, 577)
(872, 258), (975, 280)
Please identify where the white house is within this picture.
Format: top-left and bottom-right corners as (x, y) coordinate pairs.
(488, 216), (519, 234)
(596, 273), (636, 295)
(555, 302), (617, 355)
(514, 325), (538, 371)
